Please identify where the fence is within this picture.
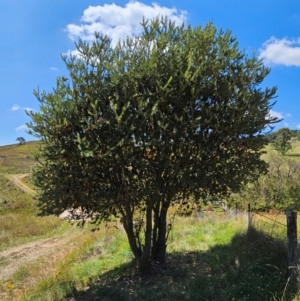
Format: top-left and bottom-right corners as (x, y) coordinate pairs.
(198, 203), (299, 283)
(246, 205), (299, 283)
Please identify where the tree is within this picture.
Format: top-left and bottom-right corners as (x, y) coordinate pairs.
(230, 154), (300, 211)
(27, 18), (279, 272)
(16, 137), (26, 145)
(272, 127), (292, 155)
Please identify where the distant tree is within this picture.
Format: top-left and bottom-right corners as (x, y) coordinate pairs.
(230, 154), (300, 211)
(264, 131), (276, 142)
(27, 17), (279, 272)
(291, 129), (300, 140)
(16, 137), (26, 145)
(272, 128), (292, 155)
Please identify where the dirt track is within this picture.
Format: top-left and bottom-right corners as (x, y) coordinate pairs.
(7, 174), (72, 219)
(0, 228), (81, 281)
(6, 174), (35, 194)
(0, 174), (84, 300)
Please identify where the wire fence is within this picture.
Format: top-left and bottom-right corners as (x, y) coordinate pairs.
(193, 203), (299, 280)
(196, 204), (294, 242)
(250, 211), (287, 242)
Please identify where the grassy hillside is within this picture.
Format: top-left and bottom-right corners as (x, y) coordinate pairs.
(13, 215), (293, 301)
(0, 141), (65, 251)
(0, 174), (65, 252)
(263, 137), (300, 160)
(1, 139), (300, 300)
(0, 141), (39, 174)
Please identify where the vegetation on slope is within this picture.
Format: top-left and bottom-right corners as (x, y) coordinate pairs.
(18, 216), (293, 301)
(0, 141), (39, 174)
(1, 132), (300, 300)
(0, 141), (63, 251)
(0, 174), (64, 251)
(229, 138), (300, 211)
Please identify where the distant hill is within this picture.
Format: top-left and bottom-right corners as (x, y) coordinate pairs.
(0, 141), (40, 174)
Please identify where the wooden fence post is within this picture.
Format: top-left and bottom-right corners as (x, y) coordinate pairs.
(286, 210), (299, 283)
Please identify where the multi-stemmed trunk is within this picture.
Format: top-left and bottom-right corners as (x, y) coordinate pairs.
(121, 199), (169, 273)
(151, 203), (168, 263)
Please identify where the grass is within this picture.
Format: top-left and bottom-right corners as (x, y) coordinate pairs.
(20, 174), (36, 191)
(0, 213), (67, 251)
(0, 141), (39, 174)
(0, 227), (101, 300)
(2, 224), (127, 301)
(251, 212), (288, 239)
(263, 139), (300, 162)
(0, 174), (35, 214)
(0, 173), (64, 251)
(11, 214), (295, 301)
(1, 139), (300, 300)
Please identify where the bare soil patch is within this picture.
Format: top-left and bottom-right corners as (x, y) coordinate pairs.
(0, 228), (80, 282)
(6, 174), (35, 195)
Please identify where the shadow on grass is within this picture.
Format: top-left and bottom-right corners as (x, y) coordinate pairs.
(66, 227), (295, 301)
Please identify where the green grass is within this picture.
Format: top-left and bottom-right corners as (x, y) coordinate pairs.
(263, 139), (300, 162)
(0, 173), (64, 251)
(20, 174), (36, 191)
(17, 215), (295, 301)
(0, 174), (35, 214)
(0, 141), (39, 174)
(1, 139), (299, 300)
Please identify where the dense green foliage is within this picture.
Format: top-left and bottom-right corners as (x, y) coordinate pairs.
(28, 17), (278, 271)
(230, 150), (300, 211)
(272, 127), (293, 155)
(16, 137), (26, 145)
(265, 128), (300, 142)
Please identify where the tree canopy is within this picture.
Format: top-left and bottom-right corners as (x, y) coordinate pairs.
(16, 137), (26, 145)
(27, 17), (279, 272)
(272, 127), (293, 155)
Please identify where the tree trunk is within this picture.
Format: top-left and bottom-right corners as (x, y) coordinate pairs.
(121, 204), (142, 262)
(121, 202), (154, 274)
(122, 215), (142, 261)
(152, 205), (168, 263)
(152, 201), (160, 254)
(139, 201), (153, 273)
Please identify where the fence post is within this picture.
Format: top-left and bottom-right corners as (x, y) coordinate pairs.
(247, 203), (251, 229)
(286, 210), (299, 283)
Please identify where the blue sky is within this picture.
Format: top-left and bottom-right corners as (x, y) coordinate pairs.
(1, 0), (299, 146)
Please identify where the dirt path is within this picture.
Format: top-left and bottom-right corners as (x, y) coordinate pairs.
(0, 174), (81, 287)
(1, 174), (79, 281)
(6, 174), (73, 220)
(6, 174), (35, 194)
(0, 173), (94, 300)
(0, 228), (81, 282)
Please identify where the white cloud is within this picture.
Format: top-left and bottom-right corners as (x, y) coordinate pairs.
(297, 124), (300, 129)
(11, 104), (20, 111)
(11, 104), (35, 112)
(286, 113), (292, 117)
(50, 67), (58, 71)
(259, 37), (300, 66)
(269, 109), (283, 119)
(15, 124), (28, 131)
(65, 2), (187, 47)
